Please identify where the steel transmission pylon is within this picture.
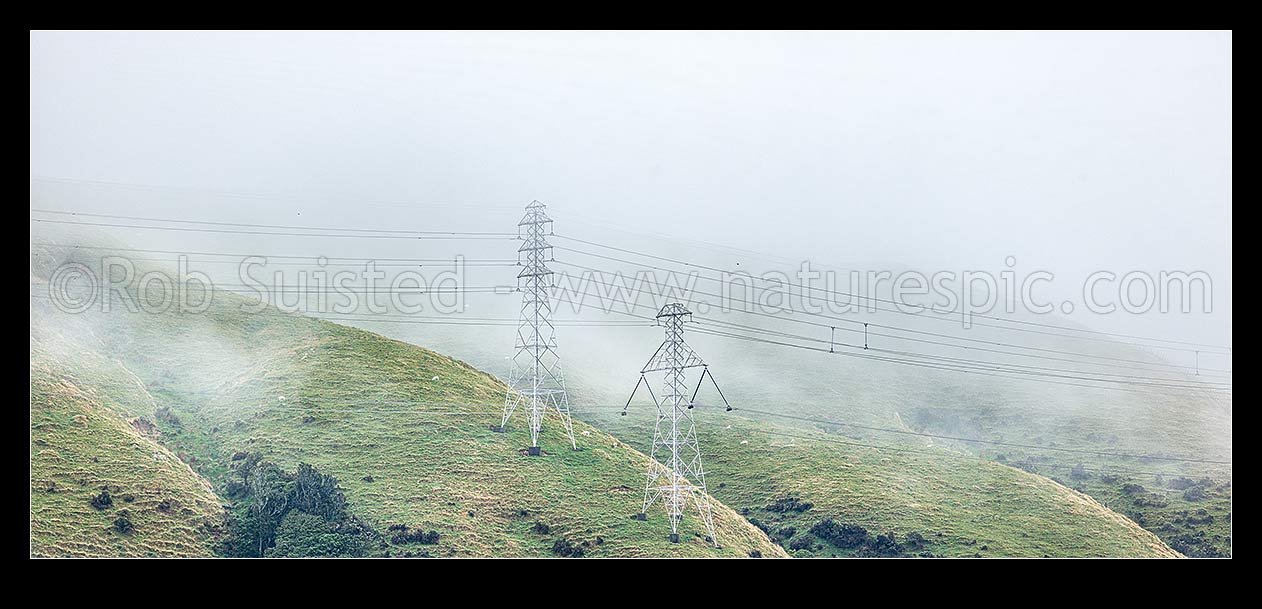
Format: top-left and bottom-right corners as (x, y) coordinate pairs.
(491, 200), (577, 455)
(622, 303), (731, 545)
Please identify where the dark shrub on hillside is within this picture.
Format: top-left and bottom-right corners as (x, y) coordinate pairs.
(291, 463), (348, 520)
(766, 496), (813, 513)
(533, 521), (551, 535)
(1168, 531), (1228, 558)
(855, 532), (904, 557)
(218, 457), (379, 557)
(809, 518), (870, 549)
(392, 529), (440, 545)
(267, 511), (376, 558)
(788, 534), (817, 551)
(113, 511), (134, 534)
(748, 550), (762, 558)
(1121, 483), (1145, 495)
(1179, 509), (1214, 525)
(747, 518), (770, 534)
(551, 538), (585, 557)
(91, 491), (113, 510)
(1070, 463), (1091, 480)
(1100, 473), (1121, 484)
(387, 523), (409, 532)
(904, 531), (927, 551)
(1183, 487), (1208, 502)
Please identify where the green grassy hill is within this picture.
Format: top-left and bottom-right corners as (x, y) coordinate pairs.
(306, 281), (1229, 555)
(29, 243), (1188, 557)
(30, 328), (224, 557)
(592, 412), (1178, 557)
(320, 315), (1203, 557)
(643, 328), (1232, 557)
(29, 275), (782, 557)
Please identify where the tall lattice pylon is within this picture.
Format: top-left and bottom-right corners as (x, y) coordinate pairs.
(623, 303), (731, 545)
(491, 200), (577, 455)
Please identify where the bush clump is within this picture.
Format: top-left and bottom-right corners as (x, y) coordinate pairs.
(217, 454), (381, 557)
(787, 534), (817, 551)
(91, 491), (113, 510)
(809, 518), (870, 549)
(809, 518), (928, 557)
(856, 532), (904, 557)
(391, 528), (440, 545)
(765, 496), (814, 513)
(113, 511), (134, 534)
(551, 538), (585, 557)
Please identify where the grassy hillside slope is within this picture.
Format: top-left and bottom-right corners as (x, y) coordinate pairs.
(29, 241), (1186, 557)
(582, 410), (1178, 557)
(30, 327), (224, 557)
(29, 280), (782, 557)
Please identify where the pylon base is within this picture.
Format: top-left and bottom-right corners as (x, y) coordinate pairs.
(669, 533), (679, 543)
(632, 513), (647, 521)
(527, 446), (542, 456)
(490, 425), (506, 433)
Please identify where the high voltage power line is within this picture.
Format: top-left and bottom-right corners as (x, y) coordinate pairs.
(552, 263), (1231, 378)
(31, 206), (1229, 354)
(552, 266), (1231, 390)
(31, 209), (1230, 364)
(689, 312), (1231, 380)
(688, 324), (1230, 395)
(30, 266), (1231, 392)
(548, 214), (1232, 353)
(30, 200), (1231, 531)
(31, 242), (518, 263)
(30, 217), (515, 240)
(550, 234), (1232, 354)
(31, 208), (517, 237)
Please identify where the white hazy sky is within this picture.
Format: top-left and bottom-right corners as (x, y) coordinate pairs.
(29, 30), (1231, 347)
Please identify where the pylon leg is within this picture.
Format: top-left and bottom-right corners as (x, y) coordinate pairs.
(551, 395), (577, 450)
(495, 391), (521, 432)
(693, 489), (718, 546)
(527, 396), (543, 448)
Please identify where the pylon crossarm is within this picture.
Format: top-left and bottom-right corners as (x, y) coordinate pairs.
(639, 341), (666, 374)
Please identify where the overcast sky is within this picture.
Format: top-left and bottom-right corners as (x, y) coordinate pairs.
(29, 30), (1232, 349)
